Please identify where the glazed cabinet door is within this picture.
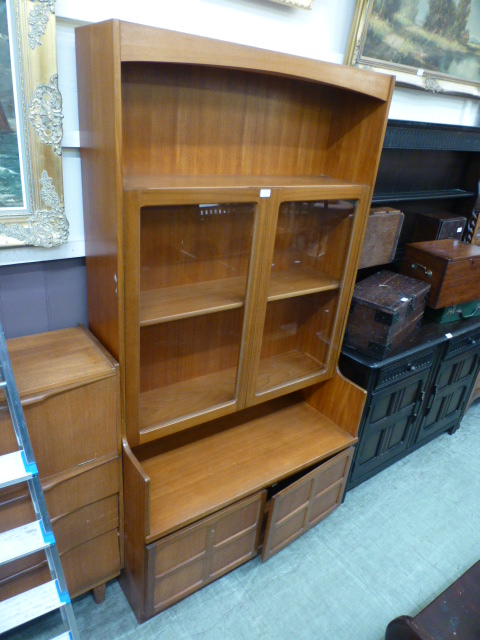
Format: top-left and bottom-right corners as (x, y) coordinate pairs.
(247, 186), (369, 405)
(124, 189), (267, 445)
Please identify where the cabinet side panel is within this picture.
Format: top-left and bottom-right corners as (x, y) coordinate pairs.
(303, 367), (367, 437)
(325, 93), (393, 190)
(120, 441), (150, 621)
(76, 22), (124, 364)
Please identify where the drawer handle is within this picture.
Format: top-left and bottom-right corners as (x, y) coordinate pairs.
(410, 263), (432, 278)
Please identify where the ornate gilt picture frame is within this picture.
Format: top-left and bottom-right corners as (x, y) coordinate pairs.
(267, 0), (314, 8)
(0, 0), (67, 248)
(346, 0), (480, 98)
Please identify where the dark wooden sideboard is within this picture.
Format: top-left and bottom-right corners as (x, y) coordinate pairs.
(340, 317), (480, 490)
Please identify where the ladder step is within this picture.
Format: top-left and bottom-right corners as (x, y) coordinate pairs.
(0, 450), (37, 489)
(0, 579), (68, 634)
(0, 520), (54, 566)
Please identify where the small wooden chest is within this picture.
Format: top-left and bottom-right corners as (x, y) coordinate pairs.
(358, 207), (404, 269)
(344, 271), (430, 358)
(411, 211), (467, 242)
(400, 239), (480, 309)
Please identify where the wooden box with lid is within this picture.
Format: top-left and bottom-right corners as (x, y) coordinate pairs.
(0, 326), (122, 603)
(400, 239), (480, 309)
(344, 271), (430, 359)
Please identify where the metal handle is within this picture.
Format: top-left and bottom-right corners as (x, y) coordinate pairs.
(457, 306), (480, 320)
(410, 263), (433, 278)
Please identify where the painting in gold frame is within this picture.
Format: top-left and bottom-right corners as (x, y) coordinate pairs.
(268, 0), (314, 8)
(346, 0), (480, 97)
(0, 0), (67, 248)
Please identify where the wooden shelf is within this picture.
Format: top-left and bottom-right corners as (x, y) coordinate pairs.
(255, 350), (325, 395)
(137, 393), (356, 540)
(268, 268), (339, 301)
(139, 367), (238, 436)
(140, 277), (247, 325)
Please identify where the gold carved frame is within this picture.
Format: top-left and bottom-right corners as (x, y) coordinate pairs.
(346, 0), (480, 98)
(0, 0), (67, 248)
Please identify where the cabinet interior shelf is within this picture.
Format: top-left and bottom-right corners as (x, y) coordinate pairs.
(136, 392), (357, 541)
(139, 269), (340, 326)
(372, 188), (475, 204)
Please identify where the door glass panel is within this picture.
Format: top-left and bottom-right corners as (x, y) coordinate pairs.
(255, 198), (356, 395)
(139, 202), (256, 430)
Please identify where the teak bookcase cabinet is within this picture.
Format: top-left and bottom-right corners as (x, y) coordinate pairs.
(76, 19), (394, 621)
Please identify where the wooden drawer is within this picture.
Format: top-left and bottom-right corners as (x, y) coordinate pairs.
(262, 447), (354, 561)
(0, 529), (121, 600)
(0, 458), (120, 532)
(376, 348), (437, 389)
(145, 491), (266, 617)
(0, 327), (120, 478)
(0, 458), (122, 599)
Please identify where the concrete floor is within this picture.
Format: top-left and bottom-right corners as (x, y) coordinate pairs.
(5, 401), (480, 640)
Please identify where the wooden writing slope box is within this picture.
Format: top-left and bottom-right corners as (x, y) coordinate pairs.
(344, 271), (430, 359)
(400, 239), (480, 309)
(0, 326), (122, 604)
(358, 207), (404, 269)
(411, 211), (467, 243)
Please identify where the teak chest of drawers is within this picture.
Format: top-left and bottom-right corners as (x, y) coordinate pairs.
(0, 326), (122, 603)
(75, 19), (393, 620)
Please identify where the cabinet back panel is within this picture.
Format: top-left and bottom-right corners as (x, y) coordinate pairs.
(140, 203), (255, 290)
(272, 200), (355, 282)
(122, 63), (343, 178)
(140, 309), (243, 392)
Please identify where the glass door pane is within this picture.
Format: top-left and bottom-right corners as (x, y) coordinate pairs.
(255, 198), (357, 397)
(139, 201), (257, 431)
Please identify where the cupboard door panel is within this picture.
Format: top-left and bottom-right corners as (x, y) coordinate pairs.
(262, 447), (353, 561)
(146, 491), (266, 616)
(252, 198), (359, 400)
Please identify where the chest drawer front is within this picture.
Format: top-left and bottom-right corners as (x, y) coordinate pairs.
(146, 491), (266, 616)
(444, 328), (480, 359)
(377, 349), (436, 388)
(0, 376), (119, 477)
(0, 459), (121, 599)
(0, 529), (121, 601)
(261, 447), (353, 561)
(0, 458), (120, 533)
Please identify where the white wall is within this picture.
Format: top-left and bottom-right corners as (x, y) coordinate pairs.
(3, 0), (479, 265)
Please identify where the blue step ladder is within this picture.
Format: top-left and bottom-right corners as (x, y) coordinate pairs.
(0, 323), (80, 639)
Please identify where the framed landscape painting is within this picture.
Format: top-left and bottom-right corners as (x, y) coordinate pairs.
(0, 0), (67, 248)
(346, 0), (480, 96)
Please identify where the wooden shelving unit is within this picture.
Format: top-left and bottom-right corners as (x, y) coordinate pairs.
(76, 19), (393, 622)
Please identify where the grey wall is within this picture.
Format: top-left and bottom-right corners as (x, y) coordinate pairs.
(0, 258), (88, 339)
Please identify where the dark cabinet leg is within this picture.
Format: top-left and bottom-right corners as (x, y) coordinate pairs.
(93, 583), (107, 604)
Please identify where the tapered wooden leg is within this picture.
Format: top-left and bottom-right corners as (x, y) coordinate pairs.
(93, 583), (106, 604)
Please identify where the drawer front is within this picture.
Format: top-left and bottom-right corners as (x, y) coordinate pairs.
(0, 376), (119, 477)
(0, 458), (120, 533)
(261, 447), (353, 561)
(0, 459), (121, 598)
(377, 349), (436, 388)
(146, 491), (266, 617)
(0, 529), (121, 601)
(444, 327), (480, 360)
